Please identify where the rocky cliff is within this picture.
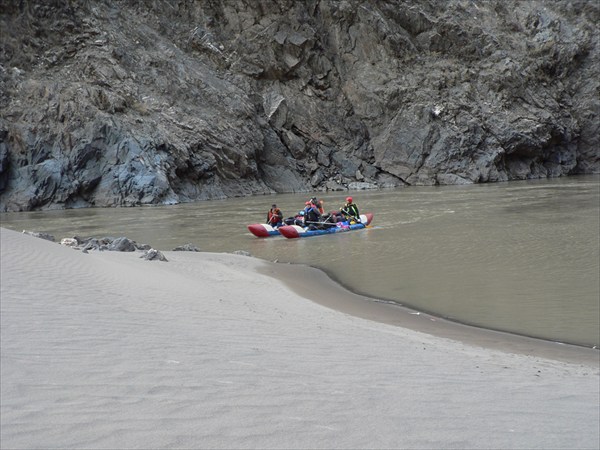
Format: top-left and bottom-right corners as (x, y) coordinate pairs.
(1, 0), (598, 211)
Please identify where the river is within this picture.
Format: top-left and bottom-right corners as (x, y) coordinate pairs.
(1, 175), (598, 348)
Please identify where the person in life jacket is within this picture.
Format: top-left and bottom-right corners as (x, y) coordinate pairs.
(310, 197), (325, 215)
(341, 196), (360, 223)
(303, 201), (321, 229)
(266, 204), (283, 227)
(309, 198), (338, 227)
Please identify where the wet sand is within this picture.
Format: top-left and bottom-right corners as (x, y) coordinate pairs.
(1, 227), (599, 449)
(261, 262), (599, 366)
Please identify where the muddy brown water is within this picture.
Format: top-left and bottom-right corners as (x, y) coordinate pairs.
(2, 175), (598, 348)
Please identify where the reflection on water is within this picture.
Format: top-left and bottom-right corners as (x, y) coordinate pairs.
(1, 176), (598, 347)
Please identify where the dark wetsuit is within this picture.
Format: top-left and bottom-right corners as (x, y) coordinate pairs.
(303, 205), (321, 228)
(342, 202), (360, 221)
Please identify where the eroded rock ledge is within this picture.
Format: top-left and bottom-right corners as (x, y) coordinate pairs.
(1, 0), (598, 211)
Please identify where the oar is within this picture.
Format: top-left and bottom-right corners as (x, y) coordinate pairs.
(341, 208), (361, 222)
(304, 220), (338, 227)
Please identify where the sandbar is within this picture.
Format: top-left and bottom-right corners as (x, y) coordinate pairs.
(1, 227), (598, 449)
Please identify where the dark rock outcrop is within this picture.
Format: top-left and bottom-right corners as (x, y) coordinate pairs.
(1, 0), (598, 211)
(173, 243), (200, 252)
(67, 235), (150, 252)
(107, 236), (136, 252)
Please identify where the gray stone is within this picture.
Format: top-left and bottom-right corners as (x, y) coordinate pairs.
(81, 239), (99, 251)
(60, 238), (79, 247)
(172, 243), (200, 252)
(107, 237), (137, 252)
(347, 181), (378, 190)
(140, 248), (168, 261)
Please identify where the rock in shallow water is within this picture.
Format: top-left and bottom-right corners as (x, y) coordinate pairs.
(172, 243), (200, 252)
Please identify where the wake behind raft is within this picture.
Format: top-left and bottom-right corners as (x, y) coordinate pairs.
(247, 213), (374, 239)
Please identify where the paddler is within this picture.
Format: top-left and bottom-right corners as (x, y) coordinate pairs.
(341, 196), (360, 223)
(266, 204), (283, 227)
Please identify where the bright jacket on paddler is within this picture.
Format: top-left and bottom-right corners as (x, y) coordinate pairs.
(342, 202), (359, 219)
(267, 208), (283, 225)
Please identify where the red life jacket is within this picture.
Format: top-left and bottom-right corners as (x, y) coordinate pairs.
(268, 208), (282, 224)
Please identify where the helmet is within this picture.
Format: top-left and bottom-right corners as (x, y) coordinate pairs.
(299, 210), (305, 216)
(346, 197), (353, 202)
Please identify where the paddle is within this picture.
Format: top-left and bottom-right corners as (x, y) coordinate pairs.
(341, 207), (361, 223)
(304, 219), (337, 228)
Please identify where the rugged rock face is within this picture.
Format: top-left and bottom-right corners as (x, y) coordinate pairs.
(0, 0), (598, 211)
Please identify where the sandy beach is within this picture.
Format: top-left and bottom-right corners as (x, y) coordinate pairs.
(1, 227), (598, 449)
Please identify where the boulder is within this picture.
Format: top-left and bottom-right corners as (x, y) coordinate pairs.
(107, 237), (137, 252)
(60, 238), (79, 247)
(140, 249), (168, 262)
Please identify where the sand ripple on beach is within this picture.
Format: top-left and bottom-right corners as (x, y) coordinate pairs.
(1, 228), (598, 449)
